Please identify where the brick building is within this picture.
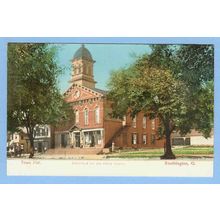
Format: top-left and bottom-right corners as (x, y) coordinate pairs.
(53, 45), (165, 154)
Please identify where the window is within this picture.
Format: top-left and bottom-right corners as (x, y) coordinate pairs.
(122, 115), (126, 126)
(34, 128), (39, 137)
(132, 115), (137, 128)
(84, 132), (90, 145)
(74, 67), (78, 75)
(143, 116), (147, 128)
(95, 107), (100, 124)
(132, 133), (137, 145)
(74, 90), (80, 98)
(151, 134), (156, 144)
(84, 108), (89, 125)
(88, 66), (92, 75)
(42, 127), (48, 136)
(44, 128), (49, 136)
(42, 129), (46, 136)
(75, 110), (79, 124)
(143, 134), (147, 144)
(79, 65), (82, 74)
(151, 119), (156, 130)
(94, 130), (101, 145)
(75, 65), (80, 75)
(87, 65), (92, 75)
(34, 126), (49, 137)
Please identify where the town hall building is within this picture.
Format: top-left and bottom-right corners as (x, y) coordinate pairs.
(52, 44), (165, 154)
(7, 44), (213, 156)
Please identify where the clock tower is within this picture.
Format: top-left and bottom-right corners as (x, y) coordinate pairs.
(70, 44), (96, 89)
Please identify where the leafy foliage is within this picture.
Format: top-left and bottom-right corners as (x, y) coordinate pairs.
(7, 43), (74, 154)
(107, 44), (214, 159)
(177, 45), (214, 86)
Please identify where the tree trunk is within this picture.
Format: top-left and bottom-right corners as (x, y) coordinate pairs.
(160, 126), (176, 159)
(27, 131), (35, 158)
(29, 137), (34, 158)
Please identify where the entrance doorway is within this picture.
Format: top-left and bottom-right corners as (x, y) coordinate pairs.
(75, 133), (80, 147)
(61, 134), (67, 148)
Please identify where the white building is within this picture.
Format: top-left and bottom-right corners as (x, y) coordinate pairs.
(7, 125), (52, 153)
(172, 129), (214, 146)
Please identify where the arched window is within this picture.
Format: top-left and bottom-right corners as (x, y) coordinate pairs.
(84, 108), (89, 125)
(132, 133), (137, 144)
(151, 119), (156, 130)
(95, 107), (100, 124)
(75, 66), (79, 75)
(143, 116), (147, 128)
(75, 110), (79, 124)
(122, 115), (126, 126)
(132, 115), (137, 128)
(88, 66), (92, 75)
(143, 134), (147, 144)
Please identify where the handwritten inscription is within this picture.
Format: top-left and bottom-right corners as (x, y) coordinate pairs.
(164, 161), (196, 166)
(21, 160), (41, 165)
(71, 161), (124, 166)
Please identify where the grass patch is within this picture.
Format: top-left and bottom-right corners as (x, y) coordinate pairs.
(106, 146), (213, 159)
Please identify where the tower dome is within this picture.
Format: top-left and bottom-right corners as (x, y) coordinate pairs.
(70, 44), (96, 89)
(73, 44), (94, 61)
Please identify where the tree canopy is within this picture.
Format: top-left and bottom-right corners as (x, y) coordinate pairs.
(107, 44), (214, 159)
(8, 43), (74, 156)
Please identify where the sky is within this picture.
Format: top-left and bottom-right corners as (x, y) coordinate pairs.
(55, 44), (151, 93)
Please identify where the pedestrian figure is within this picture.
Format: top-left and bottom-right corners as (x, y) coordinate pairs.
(111, 142), (115, 152)
(20, 144), (24, 157)
(15, 143), (19, 157)
(18, 144), (21, 157)
(10, 145), (15, 157)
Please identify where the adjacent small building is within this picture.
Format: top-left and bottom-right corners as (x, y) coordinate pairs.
(7, 125), (52, 153)
(33, 125), (52, 152)
(172, 129), (214, 146)
(7, 131), (29, 153)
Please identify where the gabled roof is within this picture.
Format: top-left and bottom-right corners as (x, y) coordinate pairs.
(54, 120), (75, 132)
(63, 83), (107, 98)
(92, 88), (108, 95)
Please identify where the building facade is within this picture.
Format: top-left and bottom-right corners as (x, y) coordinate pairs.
(7, 125), (52, 153)
(53, 45), (165, 154)
(172, 129), (214, 146)
(33, 125), (52, 152)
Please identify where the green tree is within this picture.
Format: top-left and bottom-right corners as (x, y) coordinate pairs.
(177, 45), (214, 86)
(141, 44), (214, 137)
(108, 44), (214, 159)
(146, 44), (214, 85)
(176, 45), (214, 137)
(108, 67), (187, 159)
(8, 43), (74, 157)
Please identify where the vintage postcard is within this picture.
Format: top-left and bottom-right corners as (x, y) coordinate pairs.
(0, 37), (219, 183)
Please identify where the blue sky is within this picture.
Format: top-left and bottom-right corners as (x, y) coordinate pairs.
(55, 44), (151, 92)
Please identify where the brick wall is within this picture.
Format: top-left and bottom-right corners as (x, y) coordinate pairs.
(73, 97), (104, 129)
(104, 119), (122, 147)
(113, 112), (165, 149)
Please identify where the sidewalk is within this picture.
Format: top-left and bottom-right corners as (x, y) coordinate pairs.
(9, 153), (213, 160)
(34, 154), (107, 160)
